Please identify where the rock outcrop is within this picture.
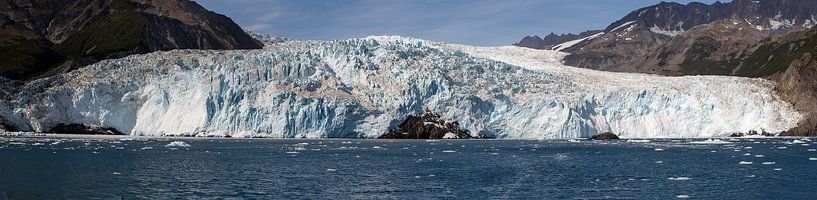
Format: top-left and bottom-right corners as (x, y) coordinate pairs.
(49, 123), (123, 135)
(590, 132), (619, 140)
(379, 110), (473, 139)
(776, 53), (817, 136)
(0, 0), (263, 80)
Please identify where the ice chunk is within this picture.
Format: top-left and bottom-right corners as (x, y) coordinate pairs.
(627, 139), (651, 143)
(668, 177), (691, 181)
(690, 139), (731, 144)
(165, 141), (191, 147)
(739, 161), (753, 165)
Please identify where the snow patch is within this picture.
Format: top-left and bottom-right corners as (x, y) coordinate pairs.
(551, 31), (605, 51)
(649, 25), (684, 36)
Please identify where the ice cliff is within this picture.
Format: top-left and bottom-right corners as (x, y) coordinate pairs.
(0, 35), (802, 138)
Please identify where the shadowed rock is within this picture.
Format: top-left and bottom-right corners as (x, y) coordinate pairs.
(590, 132), (620, 140)
(379, 110), (472, 139)
(49, 123), (123, 135)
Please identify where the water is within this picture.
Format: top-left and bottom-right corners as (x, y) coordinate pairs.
(1, 136), (816, 199)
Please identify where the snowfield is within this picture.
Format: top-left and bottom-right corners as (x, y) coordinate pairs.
(0, 35), (802, 139)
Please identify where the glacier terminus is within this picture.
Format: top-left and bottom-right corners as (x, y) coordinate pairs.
(0, 35), (801, 139)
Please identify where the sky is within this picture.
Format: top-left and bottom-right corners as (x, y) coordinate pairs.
(195, 0), (724, 46)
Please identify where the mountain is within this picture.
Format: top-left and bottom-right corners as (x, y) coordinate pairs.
(0, 35), (798, 138)
(0, 0), (263, 80)
(516, 0), (817, 71)
(623, 19), (768, 75)
(513, 30), (602, 50)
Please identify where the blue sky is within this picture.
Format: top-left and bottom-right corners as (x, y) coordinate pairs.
(195, 0), (724, 46)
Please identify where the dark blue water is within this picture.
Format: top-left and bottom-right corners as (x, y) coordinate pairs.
(1, 137), (816, 199)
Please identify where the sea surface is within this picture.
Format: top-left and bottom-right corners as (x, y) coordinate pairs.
(1, 136), (816, 199)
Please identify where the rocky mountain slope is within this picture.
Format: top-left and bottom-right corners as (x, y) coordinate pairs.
(0, 35), (798, 138)
(776, 53), (817, 136)
(517, 0), (817, 71)
(0, 0), (263, 80)
(513, 30), (602, 50)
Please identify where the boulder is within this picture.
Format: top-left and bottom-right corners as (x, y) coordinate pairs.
(590, 132), (620, 140)
(48, 123), (123, 135)
(379, 110), (473, 139)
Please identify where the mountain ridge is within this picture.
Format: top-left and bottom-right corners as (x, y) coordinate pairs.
(0, 0), (263, 80)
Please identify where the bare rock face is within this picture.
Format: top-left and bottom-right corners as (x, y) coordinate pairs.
(590, 132), (619, 140)
(777, 53), (817, 136)
(379, 110), (473, 139)
(625, 19), (769, 76)
(0, 0), (263, 80)
(520, 0), (817, 73)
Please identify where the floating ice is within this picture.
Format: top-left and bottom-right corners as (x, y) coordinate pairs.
(762, 162), (775, 165)
(677, 194), (690, 198)
(627, 139), (651, 143)
(654, 148), (665, 151)
(441, 150), (457, 153)
(165, 141), (191, 147)
(668, 177), (691, 181)
(739, 161), (753, 165)
(689, 139), (731, 144)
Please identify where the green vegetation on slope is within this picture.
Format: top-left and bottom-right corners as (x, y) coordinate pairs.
(0, 37), (65, 80)
(736, 29), (817, 77)
(56, 10), (148, 59)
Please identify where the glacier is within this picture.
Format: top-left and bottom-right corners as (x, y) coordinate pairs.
(0, 35), (802, 139)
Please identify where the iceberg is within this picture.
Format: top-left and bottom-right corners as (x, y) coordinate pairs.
(0, 35), (802, 139)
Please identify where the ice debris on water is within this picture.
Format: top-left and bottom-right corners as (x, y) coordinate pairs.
(668, 177), (691, 181)
(165, 141), (191, 147)
(689, 139), (731, 144)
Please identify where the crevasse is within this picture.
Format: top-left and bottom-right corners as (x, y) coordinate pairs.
(0, 35), (801, 139)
